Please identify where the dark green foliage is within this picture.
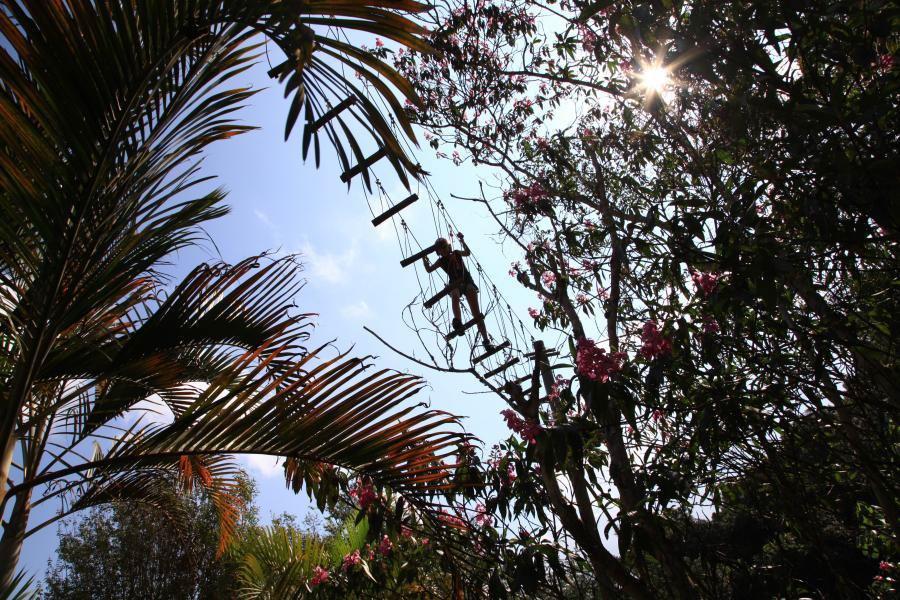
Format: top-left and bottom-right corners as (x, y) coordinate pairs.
(42, 477), (258, 600)
(398, 0), (899, 596)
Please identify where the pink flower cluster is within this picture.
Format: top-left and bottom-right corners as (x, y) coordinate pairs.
(541, 270), (556, 287)
(439, 509), (467, 529)
(576, 337), (626, 382)
(378, 535), (393, 556)
(310, 566), (329, 586)
(349, 481), (379, 510)
(691, 270), (719, 296)
(578, 24), (597, 53)
(875, 53), (894, 74)
(342, 549), (361, 571)
(474, 502), (493, 528)
(488, 450), (517, 485)
(509, 182), (549, 214)
(701, 315), (720, 334)
(505, 462), (516, 483)
(500, 409), (541, 444)
(548, 376), (569, 402)
(639, 321), (672, 360)
(528, 307), (540, 319)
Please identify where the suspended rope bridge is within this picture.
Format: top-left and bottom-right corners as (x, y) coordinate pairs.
(296, 31), (565, 400)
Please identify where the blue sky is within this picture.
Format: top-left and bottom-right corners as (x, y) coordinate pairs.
(21, 45), (548, 577)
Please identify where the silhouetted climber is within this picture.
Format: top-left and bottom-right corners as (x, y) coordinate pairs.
(424, 233), (493, 350)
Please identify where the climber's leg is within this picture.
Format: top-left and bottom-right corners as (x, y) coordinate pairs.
(464, 288), (491, 345)
(450, 289), (463, 332)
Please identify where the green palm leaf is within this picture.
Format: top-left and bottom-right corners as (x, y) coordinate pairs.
(0, 1), (457, 587)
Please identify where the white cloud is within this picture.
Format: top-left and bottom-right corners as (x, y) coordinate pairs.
(243, 454), (283, 479)
(299, 239), (358, 284)
(340, 300), (372, 320)
(254, 209), (275, 230)
(130, 396), (175, 426)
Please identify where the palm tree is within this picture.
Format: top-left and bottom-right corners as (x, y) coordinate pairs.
(233, 514), (366, 598)
(0, 0), (462, 589)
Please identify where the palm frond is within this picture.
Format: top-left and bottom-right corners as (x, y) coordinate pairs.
(234, 524), (330, 599)
(8, 256), (471, 552)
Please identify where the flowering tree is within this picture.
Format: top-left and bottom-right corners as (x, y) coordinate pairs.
(388, 0), (898, 596)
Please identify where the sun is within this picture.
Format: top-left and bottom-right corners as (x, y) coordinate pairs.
(638, 65), (671, 95)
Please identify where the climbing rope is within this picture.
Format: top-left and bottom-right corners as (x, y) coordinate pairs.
(311, 30), (541, 387)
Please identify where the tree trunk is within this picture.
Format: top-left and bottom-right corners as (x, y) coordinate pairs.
(0, 486), (32, 592)
(0, 434), (15, 518)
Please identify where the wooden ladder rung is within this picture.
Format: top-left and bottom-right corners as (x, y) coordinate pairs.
(484, 357), (520, 378)
(372, 194), (418, 227)
(400, 244), (436, 268)
(309, 97), (356, 133)
(340, 147), (387, 183)
(424, 282), (460, 309)
(525, 349), (559, 359)
(444, 314), (482, 340)
(473, 340), (510, 365)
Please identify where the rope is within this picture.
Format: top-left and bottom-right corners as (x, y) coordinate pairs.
(320, 31), (539, 383)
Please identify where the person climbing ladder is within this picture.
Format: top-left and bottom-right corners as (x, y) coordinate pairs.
(423, 233), (493, 350)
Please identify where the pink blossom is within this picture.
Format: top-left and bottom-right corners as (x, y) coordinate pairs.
(509, 182), (549, 215)
(875, 53), (894, 74)
(342, 550), (361, 571)
(880, 561), (893, 572)
(349, 481), (379, 510)
(652, 409), (665, 422)
(576, 337), (626, 382)
(378, 534), (393, 555)
(513, 98), (533, 110)
(500, 409), (542, 444)
(541, 271), (556, 287)
(548, 375), (570, 402)
(578, 25), (597, 53)
(310, 566), (329, 586)
(576, 293), (589, 305)
(528, 307), (540, 319)
(691, 271), (719, 296)
(640, 321), (672, 360)
(474, 503), (493, 528)
(375, 37), (385, 48)
(439, 509), (466, 528)
(701, 315), (720, 334)
(401, 526), (414, 539)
